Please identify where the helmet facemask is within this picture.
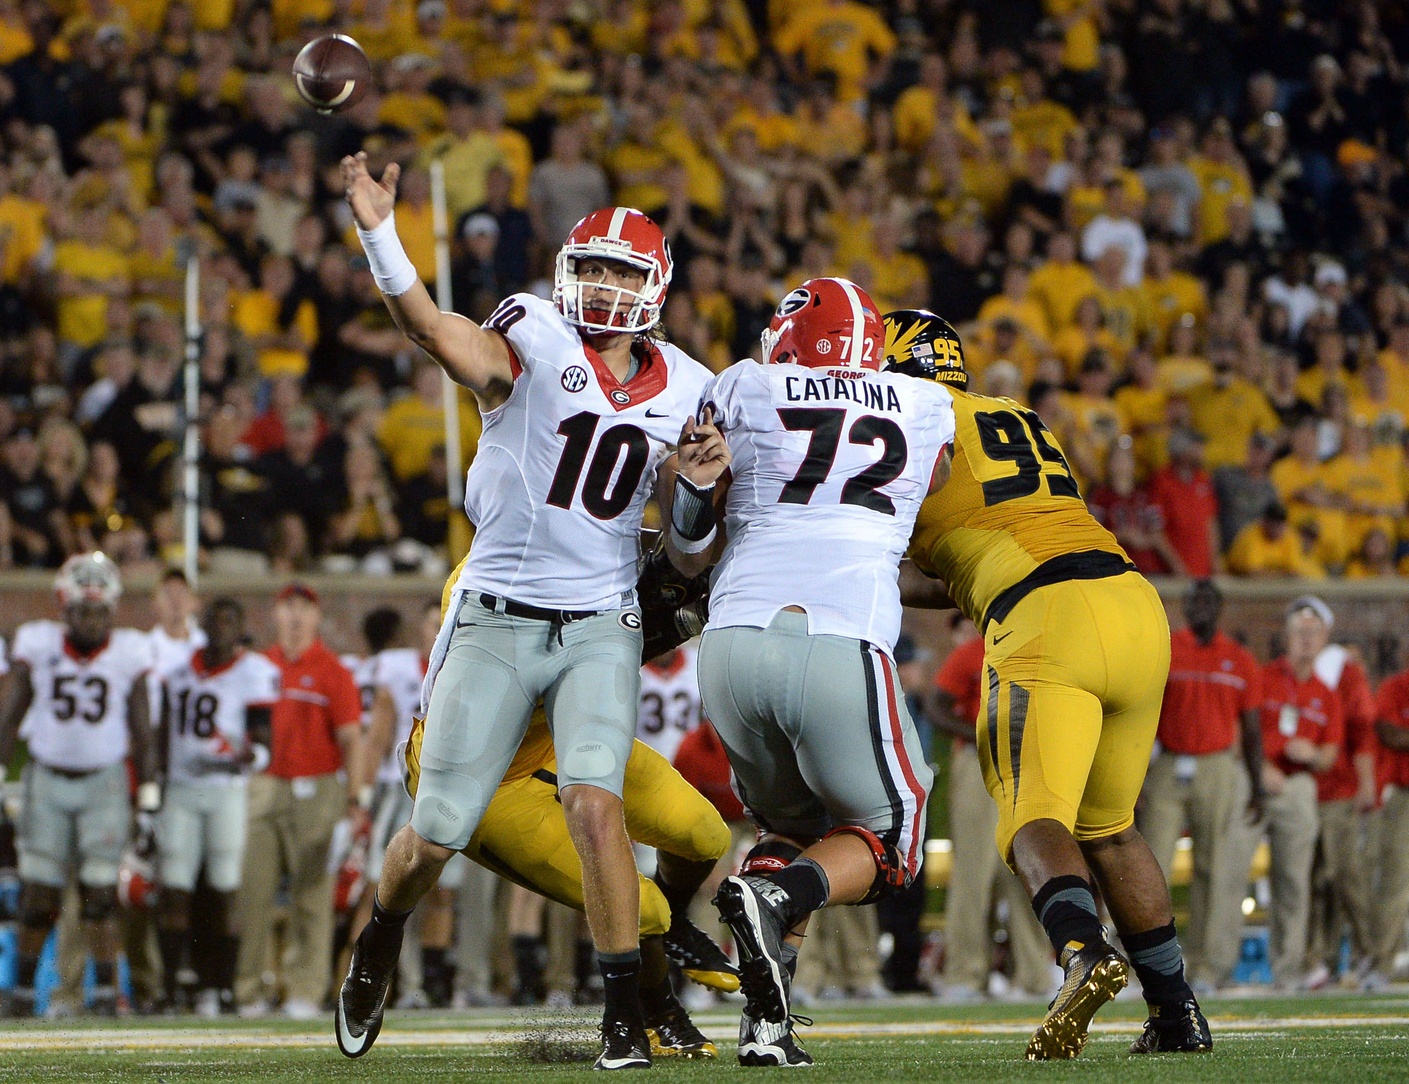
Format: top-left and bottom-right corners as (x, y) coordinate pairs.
(554, 246), (668, 334)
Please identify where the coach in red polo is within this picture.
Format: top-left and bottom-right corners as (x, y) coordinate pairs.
(235, 583), (365, 1018)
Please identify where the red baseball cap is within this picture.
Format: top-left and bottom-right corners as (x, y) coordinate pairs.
(276, 582), (320, 605)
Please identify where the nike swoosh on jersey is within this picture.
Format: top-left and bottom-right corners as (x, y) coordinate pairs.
(645, 409), (669, 418)
(994, 631), (1013, 644)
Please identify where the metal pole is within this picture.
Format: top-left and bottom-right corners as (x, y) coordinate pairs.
(181, 256), (201, 587)
(429, 160), (465, 533)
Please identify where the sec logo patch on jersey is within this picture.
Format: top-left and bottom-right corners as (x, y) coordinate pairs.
(562, 366), (588, 392)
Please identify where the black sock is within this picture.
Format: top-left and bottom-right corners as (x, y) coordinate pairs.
(1031, 875), (1104, 959)
(759, 858), (830, 926)
(157, 927), (186, 1001)
(598, 949), (643, 1024)
(361, 896), (412, 964)
(92, 960), (117, 1006)
(1123, 921), (1193, 1008)
(16, 952), (39, 997)
(213, 934), (240, 997)
(639, 971), (676, 1018)
(652, 870), (697, 924)
(511, 934), (543, 996)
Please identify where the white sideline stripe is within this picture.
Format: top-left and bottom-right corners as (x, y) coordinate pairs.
(2, 1014), (1406, 1052)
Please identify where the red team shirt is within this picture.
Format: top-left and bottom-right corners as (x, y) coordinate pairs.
(1376, 670), (1409, 790)
(1315, 657), (1378, 803)
(1259, 658), (1344, 777)
(933, 636), (987, 747)
(1146, 465), (1218, 577)
(1158, 628), (1262, 755)
(267, 639), (361, 779)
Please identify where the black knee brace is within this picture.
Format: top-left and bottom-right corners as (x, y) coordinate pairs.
(78, 883), (119, 923)
(741, 837), (804, 876)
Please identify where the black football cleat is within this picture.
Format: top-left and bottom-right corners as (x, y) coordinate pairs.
(713, 876), (791, 1023)
(334, 936), (396, 1058)
(739, 1010), (814, 1067)
(1026, 941), (1129, 1061)
(645, 999), (717, 1059)
(594, 1016), (652, 1070)
(1129, 998), (1213, 1053)
(663, 914), (740, 993)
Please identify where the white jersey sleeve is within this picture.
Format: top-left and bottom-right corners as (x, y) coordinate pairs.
(455, 294), (713, 610)
(367, 647), (426, 783)
(18, 623), (153, 772)
(164, 650), (281, 786)
(704, 363), (955, 652)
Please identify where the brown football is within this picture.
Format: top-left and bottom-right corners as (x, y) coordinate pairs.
(292, 34), (372, 113)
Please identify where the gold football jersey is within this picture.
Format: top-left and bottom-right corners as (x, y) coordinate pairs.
(909, 389), (1127, 624)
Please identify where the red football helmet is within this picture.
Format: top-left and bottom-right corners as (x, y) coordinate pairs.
(117, 846), (158, 910)
(761, 277), (884, 371)
(554, 207), (672, 334)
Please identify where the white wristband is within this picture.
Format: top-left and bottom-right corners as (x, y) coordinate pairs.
(136, 782), (162, 812)
(669, 523), (717, 555)
(355, 212), (419, 297)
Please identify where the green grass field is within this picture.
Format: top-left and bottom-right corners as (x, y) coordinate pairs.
(1, 992), (1406, 1083)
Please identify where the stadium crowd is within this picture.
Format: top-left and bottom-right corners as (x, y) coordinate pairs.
(0, 0), (1405, 577)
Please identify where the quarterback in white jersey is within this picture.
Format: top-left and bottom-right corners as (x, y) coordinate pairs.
(691, 280), (952, 1065)
(637, 644), (702, 765)
(155, 596), (279, 1013)
(0, 553), (156, 1018)
(340, 151), (730, 1066)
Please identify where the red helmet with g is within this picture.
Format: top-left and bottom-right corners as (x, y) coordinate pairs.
(760, 277), (883, 372)
(554, 207), (672, 334)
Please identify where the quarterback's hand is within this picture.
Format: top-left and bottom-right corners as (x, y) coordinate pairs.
(678, 407), (730, 488)
(341, 151), (399, 231)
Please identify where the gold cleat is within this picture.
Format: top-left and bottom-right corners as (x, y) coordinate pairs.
(1025, 942), (1129, 1061)
(645, 1004), (718, 1059)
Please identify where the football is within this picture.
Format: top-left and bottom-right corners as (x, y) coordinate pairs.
(291, 33), (372, 113)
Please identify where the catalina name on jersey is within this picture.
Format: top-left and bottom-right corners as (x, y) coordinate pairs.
(784, 373), (904, 412)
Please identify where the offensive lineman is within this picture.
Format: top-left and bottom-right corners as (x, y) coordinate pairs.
(156, 597), (281, 1015)
(0, 553), (156, 1017)
(684, 279), (955, 1066)
(337, 151), (727, 1068)
(886, 310), (1210, 1059)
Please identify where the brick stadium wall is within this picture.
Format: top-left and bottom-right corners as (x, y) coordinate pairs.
(0, 573), (1405, 678)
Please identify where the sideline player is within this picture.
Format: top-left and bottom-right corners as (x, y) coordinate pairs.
(887, 309), (1210, 1059)
(155, 597), (281, 1015)
(398, 545), (736, 1057)
(689, 279), (955, 1066)
(337, 149), (724, 1069)
(0, 553), (156, 1017)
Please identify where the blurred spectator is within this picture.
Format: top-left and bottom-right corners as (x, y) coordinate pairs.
(256, 405), (340, 551)
(1147, 427), (1220, 577)
(1214, 432), (1280, 551)
(528, 121), (609, 253)
(1228, 503), (1321, 578)
(1088, 437), (1178, 575)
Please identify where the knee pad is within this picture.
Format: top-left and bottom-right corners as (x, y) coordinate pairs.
(78, 884), (119, 923)
(742, 837), (804, 876)
(822, 825), (911, 904)
(19, 883), (61, 930)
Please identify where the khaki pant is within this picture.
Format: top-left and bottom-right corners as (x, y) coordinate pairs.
(795, 904), (880, 994)
(1308, 799), (1375, 971)
(235, 773), (345, 1007)
(1371, 788), (1409, 971)
(453, 861), (504, 998)
(1216, 771), (1318, 986)
(1137, 748), (1240, 983)
(942, 743), (1051, 995)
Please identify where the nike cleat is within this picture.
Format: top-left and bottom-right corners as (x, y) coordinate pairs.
(334, 937), (396, 1058)
(713, 876), (791, 1024)
(663, 914), (740, 993)
(1025, 941), (1129, 1061)
(1129, 998), (1213, 1054)
(645, 1000), (717, 1059)
(739, 1010), (813, 1067)
(594, 1016), (652, 1070)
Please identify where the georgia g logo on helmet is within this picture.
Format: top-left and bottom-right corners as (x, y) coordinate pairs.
(882, 309), (968, 390)
(760, 278), (884, 372)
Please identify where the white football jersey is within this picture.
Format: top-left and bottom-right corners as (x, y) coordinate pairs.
(147, 621), (206, 726)
(637, 644), (702, 764)
(13, 620), (154, 771)
(358, 647), (426, 783)
(454, 294), (712, 610)
(164, 649), (282, 786)
(703, 362), (955, 652)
